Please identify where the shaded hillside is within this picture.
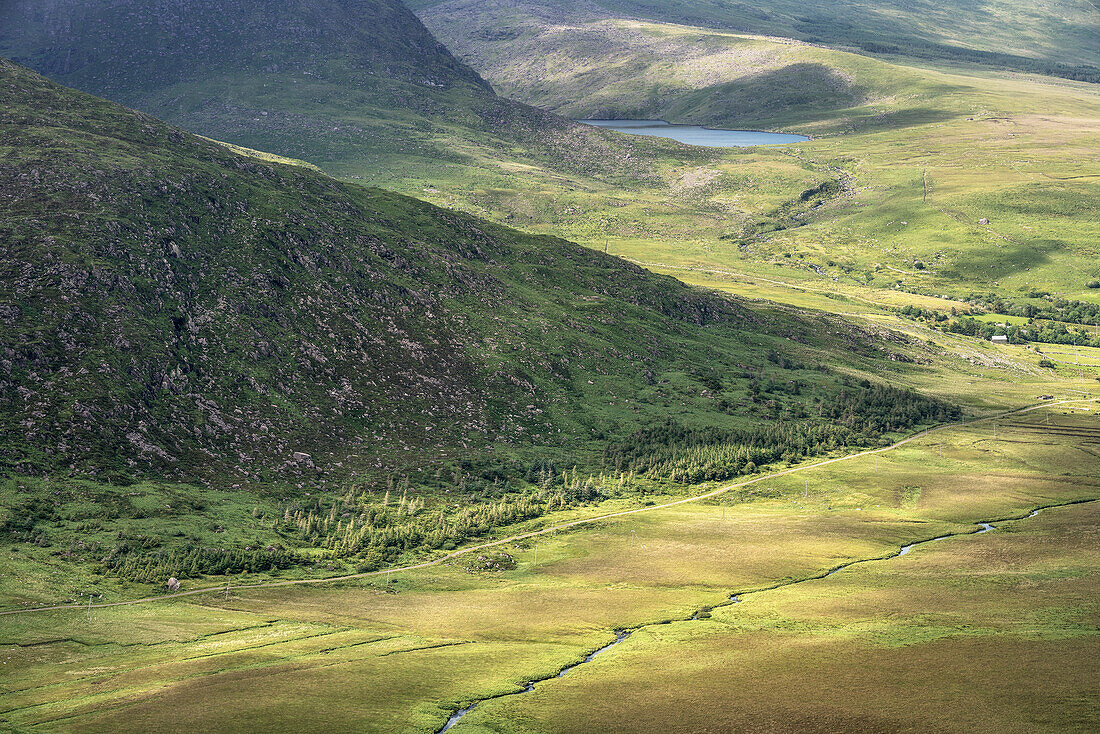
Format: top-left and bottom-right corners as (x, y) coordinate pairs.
(2, 0), (491, 98)
(0, 0), (652, 189)
(0, 59), (953, 485)
(411, 0), (1100, 79)
(413, 3), (924, 134)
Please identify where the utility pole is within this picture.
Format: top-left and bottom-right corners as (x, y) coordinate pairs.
(225, 576), (231, 600)
(533, 541), (538, 568)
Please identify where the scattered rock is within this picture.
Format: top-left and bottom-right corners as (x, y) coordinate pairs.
(461, 552), (517, 573)
(166, 577), (181, 591)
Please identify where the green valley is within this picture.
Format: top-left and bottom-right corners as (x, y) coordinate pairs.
(414, 1), (1100, 304)
(1, 0), (1098, 731)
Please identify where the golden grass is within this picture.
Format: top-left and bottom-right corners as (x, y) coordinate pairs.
(1, 412), (1096, 732)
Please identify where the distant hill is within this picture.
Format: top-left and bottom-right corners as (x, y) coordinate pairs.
(412, 0), (1100, 79)
(0, 58), (954, 483)
(0, 0), (634, 188)
(1, 0), (491, 99)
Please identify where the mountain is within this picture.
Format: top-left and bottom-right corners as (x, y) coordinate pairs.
(0, 0), (632, 189)
(0, 58), (954, 485)
(411, 0), (1100, 80)
(1, 0), (491, 100)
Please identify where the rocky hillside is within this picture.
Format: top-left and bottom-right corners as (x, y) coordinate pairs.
(0, 59), (952, 484)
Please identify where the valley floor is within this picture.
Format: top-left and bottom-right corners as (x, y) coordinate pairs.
(2, 406), (1097, 732)
(2, 4), (1098, 733)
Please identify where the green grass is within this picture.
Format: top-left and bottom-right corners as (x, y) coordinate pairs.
(457, 501), (1100, 733)
(6, 54), (1096, 616)
(411, 0), (1100, 69)
(1, 409), (1097, 732)
(6, 57), (974, 485)
(412, 6), (1100, 306)
(7, 1), (1097, 311)
(2, 6), (1099, 731)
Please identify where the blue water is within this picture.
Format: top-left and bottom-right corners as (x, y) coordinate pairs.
(579, 119), (808, 147)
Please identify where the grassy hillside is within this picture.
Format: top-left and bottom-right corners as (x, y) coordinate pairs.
(416, 5), (935, 135)
(0, 0), (646, 195)
(411, 0), (1100, 76)
(0, 0), (837, 281)
(0, 59), (981, 597)
(14, 1), (1096, 309)
(414, 3), (1100, 305)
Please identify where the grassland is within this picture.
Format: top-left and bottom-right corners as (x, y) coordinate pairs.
(463, 499), (1099, 733)
(410, 6), (1100, 310)
(7, 1), (1097, 313)
(2, 406), (1097, 732)
(2, 4), (1098, 731)
(410, 0), (1100, 70)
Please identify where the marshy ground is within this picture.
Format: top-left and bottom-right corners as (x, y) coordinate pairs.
(2, 406), (1096, 732)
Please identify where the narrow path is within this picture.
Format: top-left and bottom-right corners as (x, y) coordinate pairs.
(433, 497), (1098, 732)
(0, 399), (1088, 618)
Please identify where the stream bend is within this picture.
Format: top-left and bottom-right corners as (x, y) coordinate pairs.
(435, 500), (1093, 732)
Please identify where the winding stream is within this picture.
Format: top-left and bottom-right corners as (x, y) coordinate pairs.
(435, 502), (1086, 732)
(438, 631), (632, 732)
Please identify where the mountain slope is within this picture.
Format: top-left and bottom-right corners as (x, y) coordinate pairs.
(2, 0), (491, 99)
(411, 0), (1100, 301)
(0, 58), (957, 485)
(412, 0), (1100, 77)
(0, 0), (770, 251)
(0, 0), (633, 189)
(413, 3), (931, 135)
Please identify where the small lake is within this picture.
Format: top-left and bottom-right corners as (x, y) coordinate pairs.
(579, 119), (808, 147)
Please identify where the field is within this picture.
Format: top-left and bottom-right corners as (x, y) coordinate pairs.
(409, 5), (1100, 309)
(2, 3), (1099, 731)
(2, 405), (1097, 732)
(463, 500), (1099, 733)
